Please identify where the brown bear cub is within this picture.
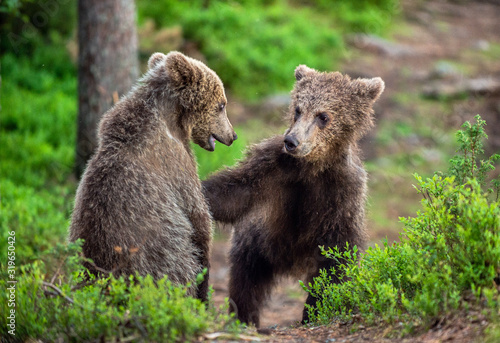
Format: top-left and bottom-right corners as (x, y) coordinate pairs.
(202, 65), (384, 325)
(69, 51), (236, 301)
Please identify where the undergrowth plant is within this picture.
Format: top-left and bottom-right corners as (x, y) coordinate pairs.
(302, 115), (500, 330)
(0, 240), (239, 342)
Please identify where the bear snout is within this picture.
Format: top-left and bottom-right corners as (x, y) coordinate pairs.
(213, 130), (237, 147)
(211, 116), (237, 148)
(284, 135), (299, 152)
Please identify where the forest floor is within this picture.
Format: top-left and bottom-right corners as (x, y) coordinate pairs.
(208, 0), (500, 341)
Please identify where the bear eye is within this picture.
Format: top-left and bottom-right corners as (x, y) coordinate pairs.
(317, 112), (329, 127)
(218, 103), (225, 112)
(294, 106), (301, 121)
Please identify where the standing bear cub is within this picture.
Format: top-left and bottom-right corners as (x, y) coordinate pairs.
(70, 51), (236, 301)
(202, 65), (384, 325)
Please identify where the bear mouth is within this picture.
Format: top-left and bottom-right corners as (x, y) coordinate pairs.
(283, 142), (314, 158)
(207, 134), (223, 151)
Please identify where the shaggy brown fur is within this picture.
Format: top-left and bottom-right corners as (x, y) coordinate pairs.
(69, 51), (236, 301)
(202, 65), (384, 325)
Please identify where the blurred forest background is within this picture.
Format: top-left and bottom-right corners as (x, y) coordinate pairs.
(1, 0), (500, 339)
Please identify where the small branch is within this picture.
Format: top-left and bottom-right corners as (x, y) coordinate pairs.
(132, 316), (148, 338)
(50, 253), (68, 284)
(70, 278), (97, 292)
(85, 260), (114, 275)
(43, 282), (106, 316)
(42, 281), (76, 305)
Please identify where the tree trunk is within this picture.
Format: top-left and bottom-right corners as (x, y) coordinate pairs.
(76, 0), (139, 178)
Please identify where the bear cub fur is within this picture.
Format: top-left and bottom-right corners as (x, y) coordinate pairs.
(202, 65), (384, 325)
(70, 51), (236, 301)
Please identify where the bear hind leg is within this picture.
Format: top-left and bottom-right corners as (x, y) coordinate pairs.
(228, 241), (275, 328)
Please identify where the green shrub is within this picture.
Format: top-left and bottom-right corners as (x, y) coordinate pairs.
(0, 241), (240, 342)
(302, 115), (500, 329)
(0, 180), (75, 265)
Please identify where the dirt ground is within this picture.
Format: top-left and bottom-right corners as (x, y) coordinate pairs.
(208, 0), (500, 341)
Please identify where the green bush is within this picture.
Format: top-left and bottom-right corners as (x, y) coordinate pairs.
(302, 115), (500, 330)
(0, 241), (239, 342)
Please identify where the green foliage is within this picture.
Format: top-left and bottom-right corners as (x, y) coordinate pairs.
(3, 0), (399, 101)
(402, 176), (500, 317)
(0, 0), (76, 55)
(0, 49), (77, 265)
(1, 52), (76, 186)
(0, 0), (25, 15)
(486, 323), (500, 343)
(447, 115), (500, 194)
(302, 115), (500, 330)
(137, 0), (399, 101)
(0, 180), (75, 265)
(0, 241), (239, 342)
(193, 133), (248, 180)
(194, 118), (279, 180)
(298, 0), (400, 34)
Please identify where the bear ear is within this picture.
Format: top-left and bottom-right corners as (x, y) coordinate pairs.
(165, 51), (197, 87)
(147, 52), (166, 70)
(294, 65), (316, 81)
(354, 77), (385, 102)
(365, 77), (385, 102)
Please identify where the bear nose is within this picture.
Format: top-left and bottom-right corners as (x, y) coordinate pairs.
(284, 135), (299, 152)
(233, 132), (238, 141)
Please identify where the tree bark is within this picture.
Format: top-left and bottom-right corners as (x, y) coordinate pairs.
(76, 0), (139, 178)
